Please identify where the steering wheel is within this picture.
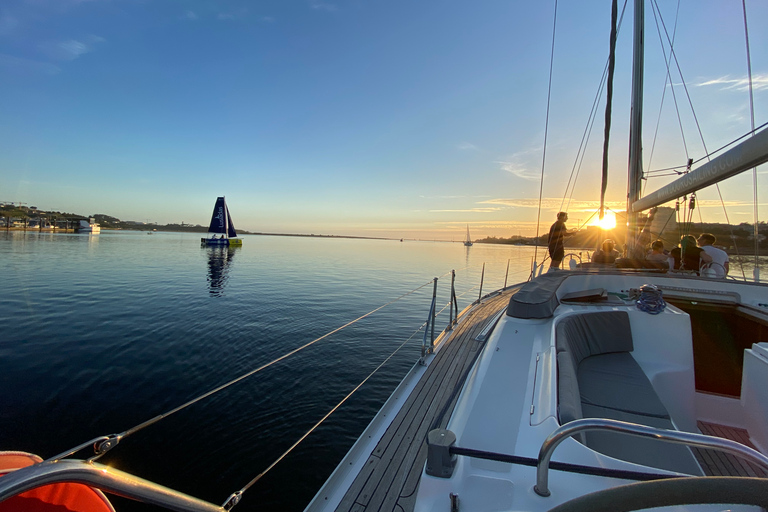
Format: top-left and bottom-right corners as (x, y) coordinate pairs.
(547, 477), (768, 512)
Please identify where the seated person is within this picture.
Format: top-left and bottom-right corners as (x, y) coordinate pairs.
(591, 239), (620, 264)
(697, 233), (729, 278)
(670, 235), (712, 273)
(645, 240), (671, 268)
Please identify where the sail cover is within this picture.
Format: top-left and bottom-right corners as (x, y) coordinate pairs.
(207, 197), (228, 234)
(226, 205), (237, 238)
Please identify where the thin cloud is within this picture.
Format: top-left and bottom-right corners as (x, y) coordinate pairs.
(497, 145), (544, 181)
(482, 197), (626, 211)
(428, 207), (503, 213)
(260, 16), (276, 23)
(497, 161), (540, 181)
(458, 142), (479, 151)
(218, 8), (249, 21)
(695, 74), (768, 92)
(419, 195), (472, 200)
(310, 1), (338, 11)
(0, 53), (60, 75)
(39, 36), (104, 61)
(183, 10), (198, 20)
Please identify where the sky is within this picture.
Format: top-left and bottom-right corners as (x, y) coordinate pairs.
(1, 0), (767, 240)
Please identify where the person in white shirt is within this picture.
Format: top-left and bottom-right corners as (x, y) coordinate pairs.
(697, 233), (729, 278)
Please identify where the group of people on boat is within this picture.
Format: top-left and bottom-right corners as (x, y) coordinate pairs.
(547, 210), (730, 277)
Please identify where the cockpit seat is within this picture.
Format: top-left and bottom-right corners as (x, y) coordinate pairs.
(556, 311), (703, 475)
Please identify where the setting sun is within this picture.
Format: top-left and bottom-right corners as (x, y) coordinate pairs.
(592, 211), (617, 230)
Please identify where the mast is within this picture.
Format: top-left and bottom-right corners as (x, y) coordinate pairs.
(626, 0), (644, 254)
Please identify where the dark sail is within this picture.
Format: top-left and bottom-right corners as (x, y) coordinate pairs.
(207, 197), (227, 234)
(226, 205), (237, 238)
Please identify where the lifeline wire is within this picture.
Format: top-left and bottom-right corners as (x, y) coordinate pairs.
(78, 277), (437, 462)
(225, 314), (431, 507)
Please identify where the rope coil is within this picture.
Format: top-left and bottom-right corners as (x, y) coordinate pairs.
(636, 284), (666, 315)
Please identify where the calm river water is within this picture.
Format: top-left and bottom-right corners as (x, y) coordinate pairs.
(0, 230), (540, 511)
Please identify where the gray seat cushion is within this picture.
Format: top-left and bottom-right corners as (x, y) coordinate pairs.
(555, 311), (703, 475)
(556, 311), (633, 366)
(581, 404), (704, 476)
(557, 351), (583, 424)
(578, 352), (670, 419)
(556, 311), (635, 425)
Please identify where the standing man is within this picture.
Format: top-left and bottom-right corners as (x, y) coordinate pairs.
(547, 212), (572, 271)
(697, 233), (729, 278)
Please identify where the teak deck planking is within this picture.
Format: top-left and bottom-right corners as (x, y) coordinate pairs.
(334, 287), (518, 512)
(332, 288), (766, 512)
(693, 421), (767, 478)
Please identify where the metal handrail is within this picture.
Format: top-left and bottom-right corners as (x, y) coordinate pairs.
(534, 418), (768, 497)
(0, 459), (224, 512)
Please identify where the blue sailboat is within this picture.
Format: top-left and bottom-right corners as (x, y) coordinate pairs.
(201, 196), (243, 247)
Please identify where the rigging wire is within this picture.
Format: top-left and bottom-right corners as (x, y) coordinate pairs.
(563, 0), (629, 214)
(651, 0), (748, 277)
(643, 121), (768, 178)
(561, 61), (609, 213)
(80, 278), (437, 461)
(224, 317), (429, 507)
(742, 0), (760, 281)
(644, 0), (683, 196)
(533, 0), (558, 266)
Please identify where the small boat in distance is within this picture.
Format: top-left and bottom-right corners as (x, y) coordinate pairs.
(201, 197), (242, 247)
(77, 218), (100, 234)
(463, 225), (473, 246)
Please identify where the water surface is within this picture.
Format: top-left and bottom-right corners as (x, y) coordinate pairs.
(0, 231), (537, 511)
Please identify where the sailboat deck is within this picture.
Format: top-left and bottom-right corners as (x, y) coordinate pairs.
(692, 421), (768, 478)
(333, 286), (519, 512)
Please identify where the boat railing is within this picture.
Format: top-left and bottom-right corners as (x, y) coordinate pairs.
(446, 270), (459, 331)
(420, 269), (469, 361)
(0, 459), (225, 512)
(532, 418), (768, 496)
(420, 278), (438, 363)
(425, 419), (768, 498)
(477, 263), (485, 301)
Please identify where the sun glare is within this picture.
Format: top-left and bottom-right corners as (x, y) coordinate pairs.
(593, 212), (617, 230)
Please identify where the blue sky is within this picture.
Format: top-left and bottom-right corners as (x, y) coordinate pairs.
(1, 0), (766, 239)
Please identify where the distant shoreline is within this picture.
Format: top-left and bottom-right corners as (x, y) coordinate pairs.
(4, 227), (766, 254)
(1, 226), (449, 243)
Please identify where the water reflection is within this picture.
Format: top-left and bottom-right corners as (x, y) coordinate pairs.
(206, 246), (237, 296)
